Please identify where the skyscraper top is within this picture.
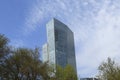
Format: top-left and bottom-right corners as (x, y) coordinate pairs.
(47, 18), (73, 33)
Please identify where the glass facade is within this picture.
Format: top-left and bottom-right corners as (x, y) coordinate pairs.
(42, 43), (48, 62)
(46, 19), (56, 68)
(43, 18), (77, 73)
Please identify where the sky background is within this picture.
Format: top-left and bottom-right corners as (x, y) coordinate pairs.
(0, 0), (120, 78)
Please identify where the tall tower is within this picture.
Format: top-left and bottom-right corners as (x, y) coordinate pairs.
(43, 18), (77, 72)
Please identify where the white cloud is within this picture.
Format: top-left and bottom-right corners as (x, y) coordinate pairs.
(24, 0), (120, 77)
(76, 0), (120, 77)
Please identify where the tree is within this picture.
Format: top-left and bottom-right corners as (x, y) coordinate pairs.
(0, 34), (10, 58)
(0, 34), (50, 80)
(50, 65), (77, 80)
(0, 47), (50, 80)
(0, 34), (11, 80)
(98, 57), (120, 80)
(64, 65), (77, 80)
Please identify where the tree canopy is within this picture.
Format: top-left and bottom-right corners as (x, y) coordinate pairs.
(0, 34), (10, 58)
(98, 57), (120, 80)
(50, 65), (77, 80)
(0, 34), (49, 80)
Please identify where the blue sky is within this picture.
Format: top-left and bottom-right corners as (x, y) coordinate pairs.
(1, 0), (120, 78)
(0, 0), (46, 48)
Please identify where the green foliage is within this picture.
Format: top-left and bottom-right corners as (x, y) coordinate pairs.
(98, 57), (120, 80)
(0, 34), (9, 48)
(0, 34), (49, 80)
(0, 48), (49, 80)
(50, 65), (77, 80)
(64, 65), (77, 80)
(0, 34), (10, 58)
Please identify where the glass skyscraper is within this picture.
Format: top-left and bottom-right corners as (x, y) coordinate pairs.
(42, 18), (77, 72)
